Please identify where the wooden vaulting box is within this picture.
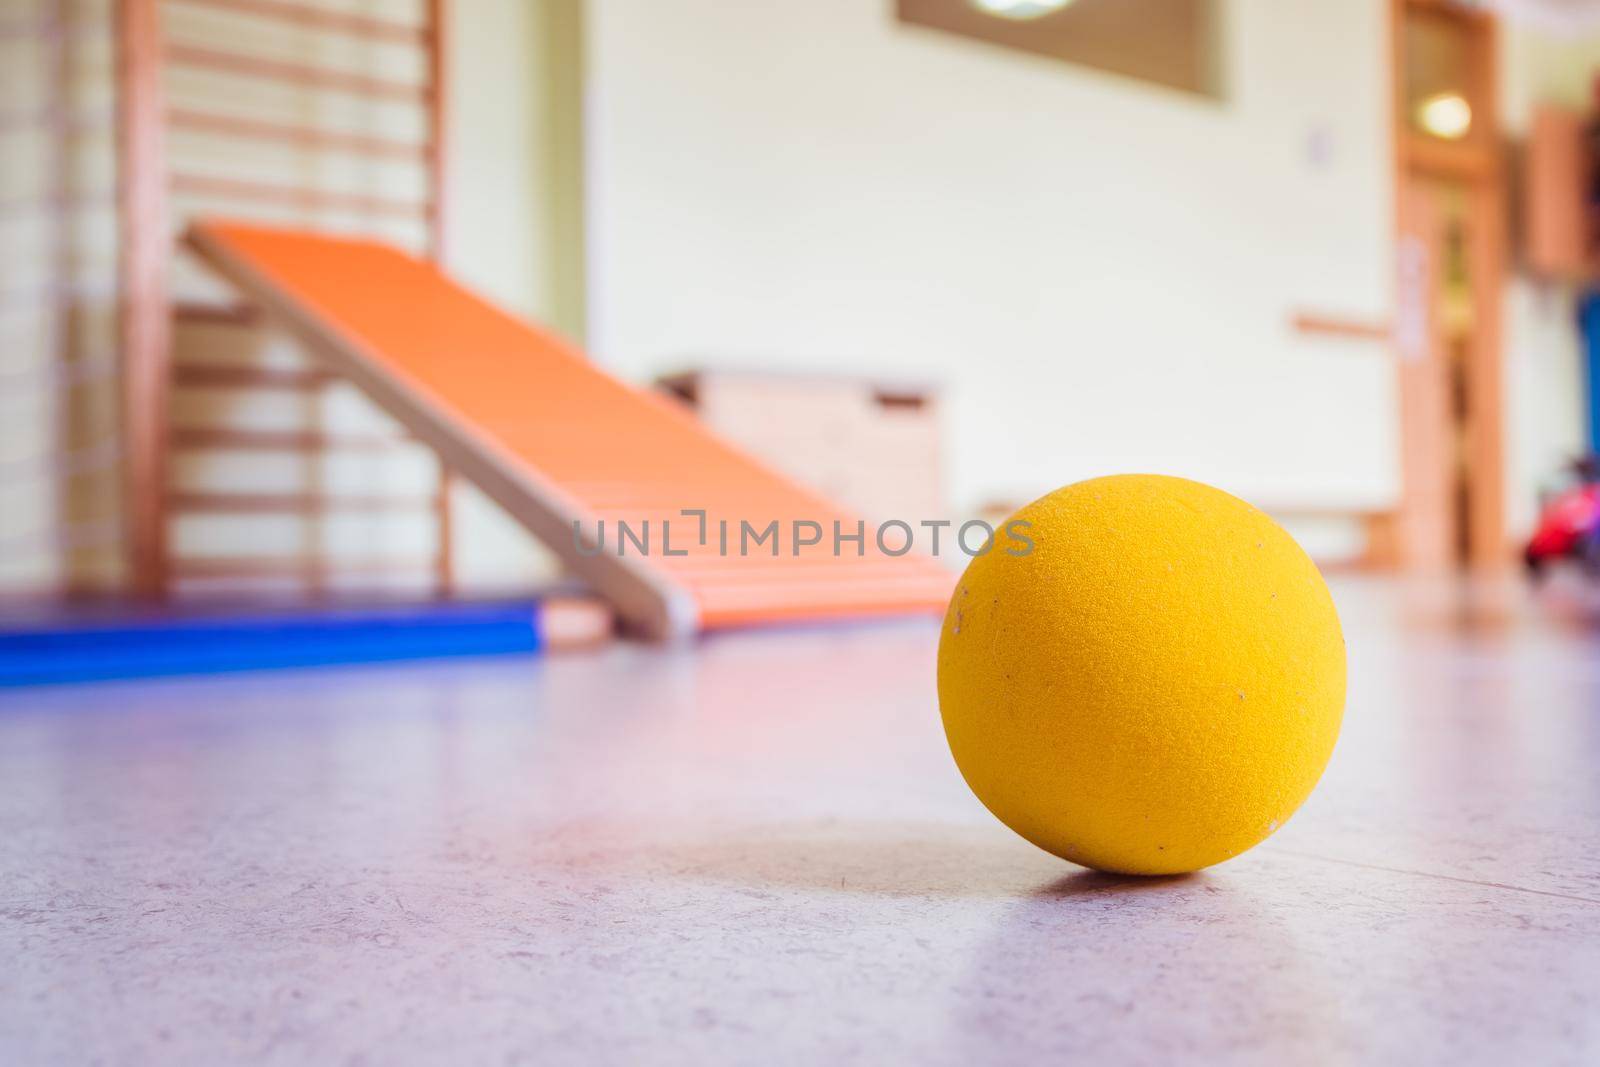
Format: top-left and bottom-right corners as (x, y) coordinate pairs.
(657, 368), (944, 529)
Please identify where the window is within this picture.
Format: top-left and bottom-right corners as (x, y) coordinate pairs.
(895, 0), (1223, 99)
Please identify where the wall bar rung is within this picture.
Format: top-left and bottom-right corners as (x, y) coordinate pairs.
(172, 361), (336, 390)
(173, 299), (261, 325)
(168, 109), (426, 160)
(168, 0), (426, 45)
(171, 427), (417, 452)
(170, 172), (429, 219)
(165, 44), (427, 102)
(172, 556), (436, 579)
(169, 491), (444, 514)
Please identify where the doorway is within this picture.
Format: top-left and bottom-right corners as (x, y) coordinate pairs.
(1381, 0), (1507, 572)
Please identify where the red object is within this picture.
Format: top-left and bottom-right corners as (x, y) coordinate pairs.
(1526, 475), (1600, 573)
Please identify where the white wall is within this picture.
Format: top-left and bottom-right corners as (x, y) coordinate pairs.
(582, 0), (1398, 515)
(447, 0), (548, 318)
(444, 0), (567, 588)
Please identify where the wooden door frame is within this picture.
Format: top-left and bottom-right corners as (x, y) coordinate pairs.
(1384, 0), (1507, 572)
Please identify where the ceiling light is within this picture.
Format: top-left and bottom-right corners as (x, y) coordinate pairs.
(970, 0), (1078, 20)
(1415, 92), (1473, 141)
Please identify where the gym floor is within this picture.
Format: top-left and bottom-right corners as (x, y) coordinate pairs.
(3, 577), (1598, 1065)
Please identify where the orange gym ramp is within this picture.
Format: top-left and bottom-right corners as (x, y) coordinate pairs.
(185, 222), (955, 639)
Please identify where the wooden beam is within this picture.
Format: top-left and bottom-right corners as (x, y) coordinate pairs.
(48, 0), (76, 589)
(1291, 314), (1393, 342)
(425, 0), (453, 595)
(116, 0), (171, 599)
(172, 362), (335, 390)
(164, 44), (425, 102)
(172, 556), (436, 580)
(170, 427), (415, 452)
(167, 0), (424, 44)
(1524, 106), (1590, 280)
(1466, 159), (1508, 570)
(170, 173), (428, 219)
(173, 299), (260, 325)
(1400, 134), (1497, 181)
(169, 491), (443, 514)
(424, 0), (449, 264)
(168, 109), (427, 161)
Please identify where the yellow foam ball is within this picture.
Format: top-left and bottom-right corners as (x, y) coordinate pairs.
(938, 474), (1345, 875)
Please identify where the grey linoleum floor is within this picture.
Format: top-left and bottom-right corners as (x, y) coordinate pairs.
(3, 577), (1599, 1065)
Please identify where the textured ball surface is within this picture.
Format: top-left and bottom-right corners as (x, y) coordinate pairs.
(938, 474), (1345, 875)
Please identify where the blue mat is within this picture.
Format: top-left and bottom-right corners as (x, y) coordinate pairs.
(1581, 288), (1600, 456)
(0, 600), (546, 686)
